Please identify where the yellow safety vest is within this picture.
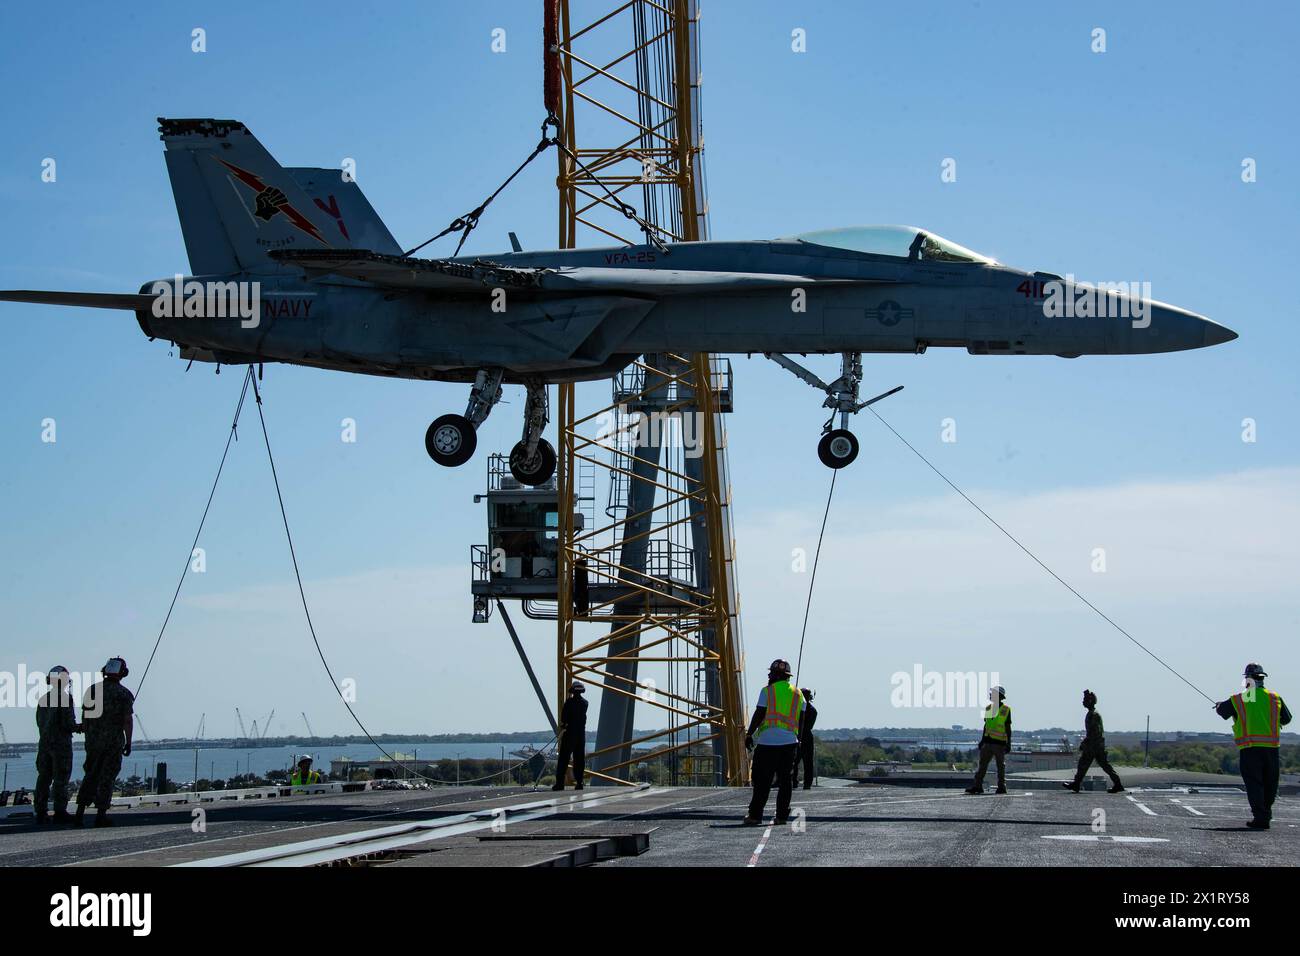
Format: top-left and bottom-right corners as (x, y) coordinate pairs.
(983, 704), (1010, 743)
(757, 680), (803, 743)
(1231, 689), (1282, 749)
(292, 769), (321, 785)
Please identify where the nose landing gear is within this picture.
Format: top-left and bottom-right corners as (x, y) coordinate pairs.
(765, 351), (903, 470)
(817, 429), (859, 469)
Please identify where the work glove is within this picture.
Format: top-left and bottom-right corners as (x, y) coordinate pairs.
(744, 734), (754, 751)
(122, 742), (132, 757)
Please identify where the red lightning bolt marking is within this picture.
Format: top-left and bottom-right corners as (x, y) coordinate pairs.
(216, 158), (330, 246)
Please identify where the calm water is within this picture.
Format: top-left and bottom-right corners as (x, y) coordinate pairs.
(0, 741), (551, 793)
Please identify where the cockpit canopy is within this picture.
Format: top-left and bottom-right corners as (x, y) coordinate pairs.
(785, 225), (995, 264)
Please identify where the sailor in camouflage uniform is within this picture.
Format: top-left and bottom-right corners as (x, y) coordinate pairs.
(1062, 689), (1124, 794)
(34, 665), (79, 824)
(75, 657), (134, 828)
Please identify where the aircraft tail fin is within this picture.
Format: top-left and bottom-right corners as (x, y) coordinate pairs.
(284, 168), (402, 257)
(158, 118), (400, 275)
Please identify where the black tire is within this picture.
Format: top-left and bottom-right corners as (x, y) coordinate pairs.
(817, 429), (859, 469)
(509, 438), (557, 486)
(425, 414), (477, 467)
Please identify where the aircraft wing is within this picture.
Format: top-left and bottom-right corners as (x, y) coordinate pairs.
(270, 250), (891, 296)
(269, 250), (547, 291)
(0, 290), (156, 310)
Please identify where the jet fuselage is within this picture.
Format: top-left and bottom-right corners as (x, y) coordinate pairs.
(136, 237), (1234, 384)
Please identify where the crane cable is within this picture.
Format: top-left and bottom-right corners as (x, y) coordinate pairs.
(402, 114), (668, 260)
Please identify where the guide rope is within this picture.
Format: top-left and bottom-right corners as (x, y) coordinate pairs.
(793, 470), (836, 687)
(865, 406), (1216, 705)
(136, 368), (555, 786)
(248, 375), (558, 785)
(135, 366), (255, 699)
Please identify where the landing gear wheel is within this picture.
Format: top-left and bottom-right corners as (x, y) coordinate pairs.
(509, 438), (557, 486)
(817, 429), (859, 469)
(425, 414), (477, 467)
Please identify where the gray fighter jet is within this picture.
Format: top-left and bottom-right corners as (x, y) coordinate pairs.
(0, 119), (1236, 485)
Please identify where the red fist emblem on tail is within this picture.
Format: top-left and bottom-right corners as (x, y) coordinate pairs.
(254, 186), (289, 221)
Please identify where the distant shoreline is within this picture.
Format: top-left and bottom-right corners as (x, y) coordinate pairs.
(2, 725), (1279, 753)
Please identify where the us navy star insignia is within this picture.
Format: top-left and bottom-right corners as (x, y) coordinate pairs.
(866, 300), (914, 327)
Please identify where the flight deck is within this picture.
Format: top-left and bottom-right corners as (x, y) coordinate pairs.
(3, 780), (1294, 869)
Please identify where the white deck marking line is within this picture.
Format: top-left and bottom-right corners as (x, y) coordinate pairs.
(1171, 811), (1300, 823)
(747, 825), (774, 867)
(1170, 799), (1205, 816)
(1042, 835), (1168, 843)
(1125, 793), (1157, 816)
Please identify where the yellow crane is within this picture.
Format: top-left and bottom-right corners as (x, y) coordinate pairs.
(548, 0), (746, 785)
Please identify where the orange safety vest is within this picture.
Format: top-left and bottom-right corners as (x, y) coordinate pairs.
(758, 680), (803, 742)
(1230, 689), (1282, 749)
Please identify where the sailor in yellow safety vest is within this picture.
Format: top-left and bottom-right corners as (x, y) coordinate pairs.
(1214, 663), (1291, 830)
(291, 755), (322, 787)
(965, 685), (1012, 795)
(743, 658), (806, 825)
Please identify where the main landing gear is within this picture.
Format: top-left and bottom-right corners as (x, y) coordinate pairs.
(507, 381), (555, 486)
(424, 370), (557, 486)
(764, 351), (903, 470)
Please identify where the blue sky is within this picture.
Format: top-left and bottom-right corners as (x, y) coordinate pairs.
(1, 1), (1296, 741)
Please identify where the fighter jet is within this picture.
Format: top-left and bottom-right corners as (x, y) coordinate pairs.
(0, 118), (1236, 485)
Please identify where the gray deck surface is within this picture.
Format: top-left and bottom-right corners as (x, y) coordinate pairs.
(3, 781), (1293, 868)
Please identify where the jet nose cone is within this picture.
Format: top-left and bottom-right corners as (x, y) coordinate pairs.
(1202, 319), (1238, 347)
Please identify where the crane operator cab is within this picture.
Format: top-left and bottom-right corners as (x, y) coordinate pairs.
(471, 454), (585, 622)
(489, 489), (561, 581)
